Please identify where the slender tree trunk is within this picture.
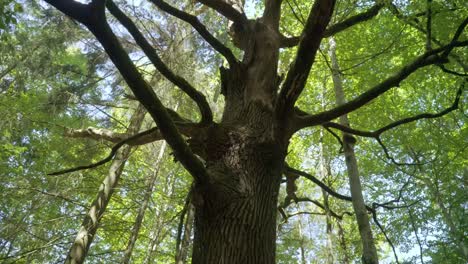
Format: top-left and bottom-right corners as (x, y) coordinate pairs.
(298, 220), (307, 264)
(323, 190), (335, 264)
(121, 141), (167, 264)
(176, 202), (195, 264)
(337, 221), (351, 264)
(319, 123), (334, 264)
(145, 166), (180, 263)
(328, 37), (379, 264)
(65, 104), (146, 264)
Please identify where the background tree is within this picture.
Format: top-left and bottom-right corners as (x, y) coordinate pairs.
(0, 0), (466, 263)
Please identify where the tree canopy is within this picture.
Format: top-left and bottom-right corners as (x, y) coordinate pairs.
(0, 0), (467, 263)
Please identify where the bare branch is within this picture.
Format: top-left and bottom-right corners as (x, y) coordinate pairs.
(45, 0), (209, 182)
(371, 211), (400, 264)
(197, 0), (247, 24)
(322, 84), (463, 138)
(107, 0), (213, 124)
(388, 3), (468, 72)
(276, 0), (335, 118)
(279, 195), (351, 221)
(263, 0), (283, 29)
(280, 3), (383, 48)
(64, 121), (201, 146)
(285, 165), (353, 204)
(48, 126), (159, 176)
(148, 0), (238, 66)
(294, 41), (467, 128)
(42, 0), (92, 24)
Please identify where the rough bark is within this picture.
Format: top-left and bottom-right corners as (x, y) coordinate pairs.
(65, 104), (146, 264)
(121, 141), (167, 264)
(328, 38), (379, 264)
(190, 120), (286, 263)
(319, 84), (334, 264)
(189, 22), (287, 262)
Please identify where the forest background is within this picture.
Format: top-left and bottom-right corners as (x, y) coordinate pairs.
(0, 0), (466, 263)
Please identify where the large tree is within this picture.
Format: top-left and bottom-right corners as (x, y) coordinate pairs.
(2, 0), (467, 263)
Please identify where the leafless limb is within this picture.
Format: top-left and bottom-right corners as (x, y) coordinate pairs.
(107, 0), (213, 124)
(294, 39), (467, 129)
(44, 0), (209, 183)
(280, 3), (384, 47)
(371, 211), (400, 264)
(316, 85), (464, 165)
(196, 0), (247, 25)
(276, 0), (336, 118)
(148, 0), (237, 66)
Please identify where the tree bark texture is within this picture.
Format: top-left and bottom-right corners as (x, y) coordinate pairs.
(328, 38), (379, 264)
(65, 104), (146, 264)
(191, 121), (285, 263)
(187, 18), (288, 263)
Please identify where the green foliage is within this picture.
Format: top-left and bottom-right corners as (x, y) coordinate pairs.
(1, 0), (467, 263)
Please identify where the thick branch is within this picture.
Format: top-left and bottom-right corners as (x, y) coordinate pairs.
(276, 0), (335, 118)
(197, 0), (247, 24)
(148, 0), (238, 66)
(45, 0), (209, 182)
(263, 0), (283, 29)
(41, 0), (91, 24)
(280, 3), (383, 48)
(294, 41), (467, 128)
(107, 1), (213, 124)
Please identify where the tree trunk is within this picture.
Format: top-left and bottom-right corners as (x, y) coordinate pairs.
(65, 104), (146, 264)
(188, 17), (287, 263)
(328, 37), (379, 264)
(176, 202), (195, 264)
(121, 141), (167, 264)
(319, 123), (334, 264)
(191, 135), (285, 263)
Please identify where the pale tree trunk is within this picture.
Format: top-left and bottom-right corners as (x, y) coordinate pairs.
(121, 141), (167, 264)
(65, 104), (146, 264)
(298, 220), (307, 264)
(328, 37), (379, 264)
(319, 124), (334, 264)
(323, 190), (334, 264)
(176, 202), (195, 264)
(145, 166), (180, 263)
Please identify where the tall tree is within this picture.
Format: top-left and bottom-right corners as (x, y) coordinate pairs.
(3, 0), (467, 263)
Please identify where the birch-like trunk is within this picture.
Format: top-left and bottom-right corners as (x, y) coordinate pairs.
(328, 37), (379, 264)
(65, 104), (146, 264)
